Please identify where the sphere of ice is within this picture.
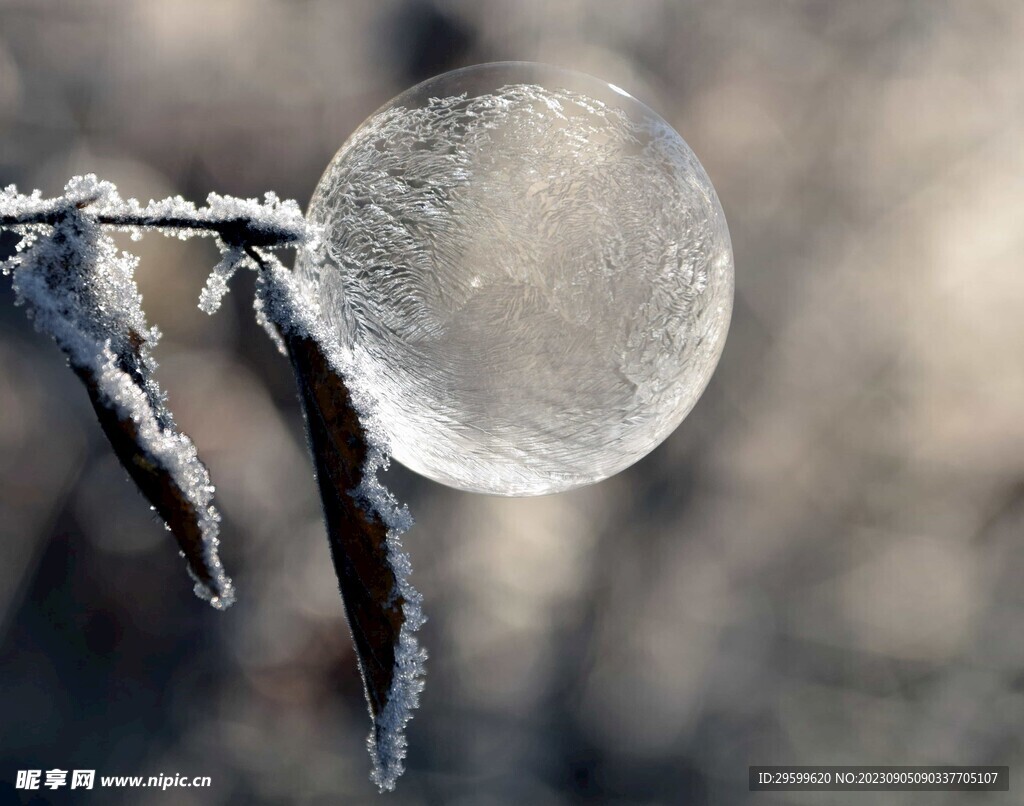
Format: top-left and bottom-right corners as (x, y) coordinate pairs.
(299, 63), (733, 495)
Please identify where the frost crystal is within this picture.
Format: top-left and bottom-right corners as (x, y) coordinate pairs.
(198, 246), (245, 314)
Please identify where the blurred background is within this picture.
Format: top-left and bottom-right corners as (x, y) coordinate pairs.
(1, 1), (1023, 803)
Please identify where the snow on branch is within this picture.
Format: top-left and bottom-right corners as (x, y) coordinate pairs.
(1, 174), (309, 246)
(1, 175), (425, 791)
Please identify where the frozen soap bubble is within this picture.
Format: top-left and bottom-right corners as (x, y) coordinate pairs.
(299, 63), (733, 495)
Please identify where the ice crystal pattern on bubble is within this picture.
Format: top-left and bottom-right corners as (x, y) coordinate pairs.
(301, 83), (733, 495)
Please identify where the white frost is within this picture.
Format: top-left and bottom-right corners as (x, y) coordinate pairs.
(198, 246), (245, 314)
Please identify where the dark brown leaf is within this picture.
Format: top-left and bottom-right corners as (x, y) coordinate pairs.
(285, 329), (424, 790)
(286, 332), (405, 717)
(70, 339), (233, 608)
(248, 247), (424, 789)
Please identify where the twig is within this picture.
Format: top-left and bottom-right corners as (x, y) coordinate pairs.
(2, 211), (302, 248)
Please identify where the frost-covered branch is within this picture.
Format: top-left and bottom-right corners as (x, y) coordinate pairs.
(1, 175), (424, 792)
(0, 208), (303, 246)
(1, 179), (307, 246)
(0, 175), (314, 609)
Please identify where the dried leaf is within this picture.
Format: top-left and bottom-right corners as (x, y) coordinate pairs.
(286, 330), (424, 789)
(289, 332), (404, 706)
(5, 184), (234, 608)
(71, 336), (234, 609)
(249, 248), (425, 789)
